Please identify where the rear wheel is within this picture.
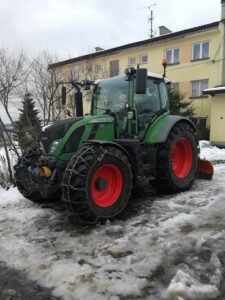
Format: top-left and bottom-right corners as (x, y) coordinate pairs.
(153, 122), (198, 193)
(62, 144), (133, 223)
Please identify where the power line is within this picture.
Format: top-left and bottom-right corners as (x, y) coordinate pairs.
(164, 59), (218, 73)
(212, 32), (225, 62)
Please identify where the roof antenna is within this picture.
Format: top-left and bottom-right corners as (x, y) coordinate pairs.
(147, 3), (156, 38)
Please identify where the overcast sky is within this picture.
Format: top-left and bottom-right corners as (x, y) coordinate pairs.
(0, 0), (221, 60)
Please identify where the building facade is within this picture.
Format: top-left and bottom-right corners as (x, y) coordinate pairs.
(202, 0), (225, 146)
(49, 1), (225, 145)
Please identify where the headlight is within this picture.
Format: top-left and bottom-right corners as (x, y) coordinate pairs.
(49, 139), (61, 153)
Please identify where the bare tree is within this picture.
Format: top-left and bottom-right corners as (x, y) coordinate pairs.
(43, 56), (110, 121)
(0, 48), (29, 124)
(59, 60), (110, 117)
(67, 60), (109, 82)
(30, 50), (62, 125)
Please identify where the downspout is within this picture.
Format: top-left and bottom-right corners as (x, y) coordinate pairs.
(220, 0), (225, 85)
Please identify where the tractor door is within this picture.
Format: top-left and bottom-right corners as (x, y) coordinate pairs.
(92, 76), (129, 138)
(134, 78), (163, 139)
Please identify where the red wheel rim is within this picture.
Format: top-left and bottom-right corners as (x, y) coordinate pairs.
(172, 137), (193, 179)
(91, 164), (123, 207)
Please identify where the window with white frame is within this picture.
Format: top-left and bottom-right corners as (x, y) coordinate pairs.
(172, 82), (179, 92)
(95, 64), (102, 73)
(87, 64), (92, 73)
(140, 54), (148, 64)
(128, 56), (136, 66)
(109, 60), (119, 77)
(190, 79), (208, 97)
(165, 48), (180, 64)
(54, 69), (64, 82)
(70, 69), (79, 80)
(192, 41), (209, 60)
(67, 94), (73, 107)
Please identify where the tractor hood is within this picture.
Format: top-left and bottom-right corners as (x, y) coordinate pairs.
(41, 117), (83, 153)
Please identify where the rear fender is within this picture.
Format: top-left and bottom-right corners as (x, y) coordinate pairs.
(145, 115), (196, 144)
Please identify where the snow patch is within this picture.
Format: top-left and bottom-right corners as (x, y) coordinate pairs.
(165, 269), (219, 300)
(200, 140), (225, 162)
(0, 186), (23, 205)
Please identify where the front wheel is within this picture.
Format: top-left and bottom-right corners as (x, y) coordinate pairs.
(15, 169), (43, 202)
(153, 122), (198, 193)
(62, 145), (133, 223)
(14, 146), (43, 202)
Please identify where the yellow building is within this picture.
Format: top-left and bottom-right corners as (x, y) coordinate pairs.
(49, 1), (225, 146)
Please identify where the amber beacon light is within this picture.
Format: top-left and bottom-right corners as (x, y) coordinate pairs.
(162, 57), (168, 78)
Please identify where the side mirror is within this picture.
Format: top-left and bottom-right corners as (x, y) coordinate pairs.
(81, 80), (94, 90)
(74, 92), (83, 117)
(135, 68), (147, 94)
(61, 86), (67, 105)
(83, 85), (91, 91)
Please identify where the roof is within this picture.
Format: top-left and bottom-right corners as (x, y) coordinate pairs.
(49, 21), (219, 69)
(203, 86), (225, 96)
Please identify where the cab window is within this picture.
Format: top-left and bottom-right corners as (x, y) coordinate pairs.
(134, 78), (160, 113)
(134, 78), (162, 139)
(159, 81), (169, 110)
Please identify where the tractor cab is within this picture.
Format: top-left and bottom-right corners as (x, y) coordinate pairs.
(91, 68), (169, 139)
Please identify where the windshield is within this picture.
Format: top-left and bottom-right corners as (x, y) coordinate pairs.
(92, 76), (128, 115)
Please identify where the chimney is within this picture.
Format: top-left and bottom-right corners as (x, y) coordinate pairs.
(222, 0), (225, 20)
(159, 26), (172, 36)
(95, 47), (104, 52)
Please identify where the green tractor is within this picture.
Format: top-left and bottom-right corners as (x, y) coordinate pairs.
(14, 68), (213, 223)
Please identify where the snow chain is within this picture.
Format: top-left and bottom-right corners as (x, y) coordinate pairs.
(61, 144), (107, 222)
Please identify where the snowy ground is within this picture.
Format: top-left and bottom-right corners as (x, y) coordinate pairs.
(0, 141), (225, 300)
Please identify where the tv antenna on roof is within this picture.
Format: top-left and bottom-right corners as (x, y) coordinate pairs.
(145, 2), (156, 38)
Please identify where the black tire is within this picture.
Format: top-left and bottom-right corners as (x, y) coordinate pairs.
(14, 145), (43, 202)
(15, 171), (43, 202)
(62, 144), (133, 223)
(15, 168), (61, 203)
(14, 146), (60, 203)
(152, 122), (198, 193)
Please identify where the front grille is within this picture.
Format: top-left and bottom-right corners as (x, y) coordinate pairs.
(41, 117), (83, 153)
(62, 126), (85, 153)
